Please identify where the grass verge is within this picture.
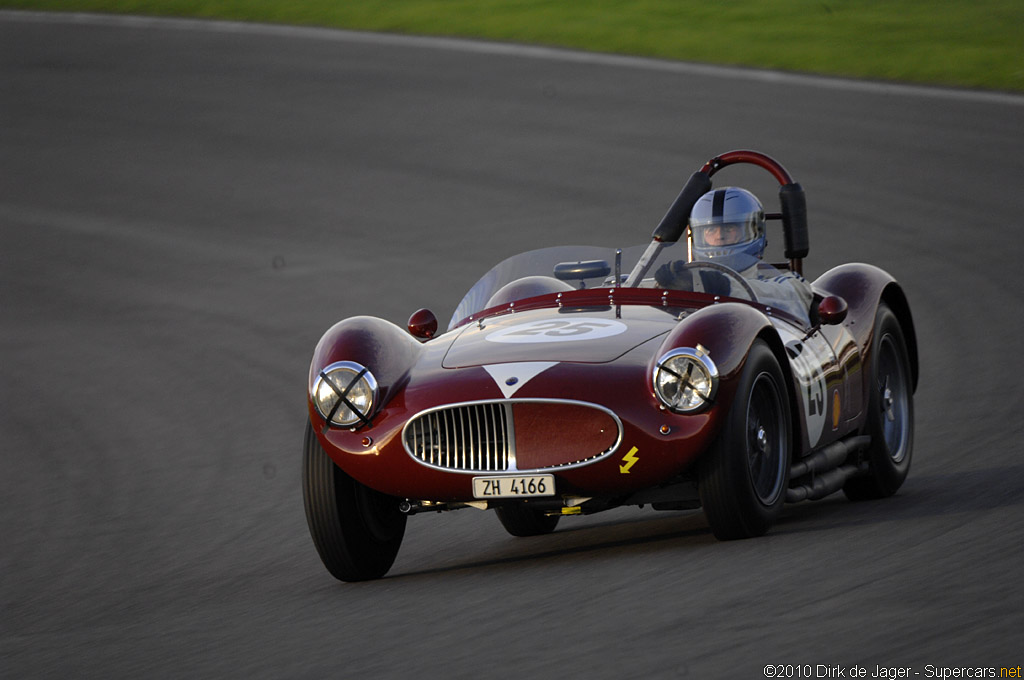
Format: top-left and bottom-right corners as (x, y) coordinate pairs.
(2, 0), (1022, 92)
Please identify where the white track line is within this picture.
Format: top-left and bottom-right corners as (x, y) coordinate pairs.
(4, 9), (1022, 107)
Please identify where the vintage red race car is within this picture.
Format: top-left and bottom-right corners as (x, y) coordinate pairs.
(303, 150), (918, 581)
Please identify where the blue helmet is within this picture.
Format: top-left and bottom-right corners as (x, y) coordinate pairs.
(689, 187), (766, 272)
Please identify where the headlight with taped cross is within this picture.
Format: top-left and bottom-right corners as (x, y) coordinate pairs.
(312, 361), (378, 428)
(652, 347), (718, 413)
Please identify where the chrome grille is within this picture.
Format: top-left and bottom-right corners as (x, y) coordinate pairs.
(404, 402), (510, 471)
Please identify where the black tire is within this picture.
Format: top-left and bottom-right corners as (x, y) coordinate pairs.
(302, 422), (407, 581)
(843, 304), (914, 500)
(495, 503), (560, 537)
(699, 341), (791, 540)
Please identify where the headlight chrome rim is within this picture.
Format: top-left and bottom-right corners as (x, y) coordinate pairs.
(312, 361), (379, 428)
(653, 347), (719, 414)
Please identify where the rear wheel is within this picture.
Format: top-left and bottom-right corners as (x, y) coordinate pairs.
(495, 503), (560, 537)
(302, 422), (407, 581)
(843, 304), (914, 500)
(699, 341), (791, 540)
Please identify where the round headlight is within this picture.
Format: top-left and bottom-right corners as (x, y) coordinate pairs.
(653, 347), (718, 413)
(313, 361), (379, 427)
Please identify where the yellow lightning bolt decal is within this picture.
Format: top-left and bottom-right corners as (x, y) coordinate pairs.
(620, 446), (639, 474)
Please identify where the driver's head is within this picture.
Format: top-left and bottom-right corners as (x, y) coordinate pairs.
(701, 222), (746, 247)
(689, 187), (766, 271)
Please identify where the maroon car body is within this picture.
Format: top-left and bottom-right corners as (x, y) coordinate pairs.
(303, 151), (918, 581)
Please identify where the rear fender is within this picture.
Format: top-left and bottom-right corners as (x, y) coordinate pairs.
(814, 264), (918, 391)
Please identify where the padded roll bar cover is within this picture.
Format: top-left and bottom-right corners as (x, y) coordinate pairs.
(651, 171), (713, 243)
(780, 182), (809, 259)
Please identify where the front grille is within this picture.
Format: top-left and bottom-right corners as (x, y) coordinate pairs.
(403, 400), (621, 473)
(404, 402), (510, 471)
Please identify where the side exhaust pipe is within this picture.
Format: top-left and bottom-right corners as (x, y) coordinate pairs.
(786, 435), (870, 502)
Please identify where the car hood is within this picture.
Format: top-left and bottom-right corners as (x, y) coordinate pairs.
(442, 306), (679, 368)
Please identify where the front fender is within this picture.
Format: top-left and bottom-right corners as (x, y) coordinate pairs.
(650, 302), (802, 454)
(308, 316), (425, 423)
(653, 303), (775, 383)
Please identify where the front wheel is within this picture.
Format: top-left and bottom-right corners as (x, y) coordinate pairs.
(843, 304), (914, 500)
(302, 422), (407, 581)
(699, 341), (791, 540)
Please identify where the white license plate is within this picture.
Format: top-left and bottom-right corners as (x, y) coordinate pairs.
(472, 474), (555, 499)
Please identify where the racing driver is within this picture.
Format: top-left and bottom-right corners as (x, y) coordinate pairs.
(655, 187), (814, 320)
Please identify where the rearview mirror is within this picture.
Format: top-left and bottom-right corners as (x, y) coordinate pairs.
(407, 308), (438, 340)
(817, 295), (848, 326)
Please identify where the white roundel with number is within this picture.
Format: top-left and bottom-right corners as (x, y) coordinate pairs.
(776, 324), (833, 448)
(485, 318), (628, 344)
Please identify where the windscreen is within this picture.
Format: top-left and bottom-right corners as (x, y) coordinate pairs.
(447, 244), (660, 330)
(447, 241), (809, 330)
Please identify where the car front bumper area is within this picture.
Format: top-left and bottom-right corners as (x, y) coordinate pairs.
(310, 385), (721, 506)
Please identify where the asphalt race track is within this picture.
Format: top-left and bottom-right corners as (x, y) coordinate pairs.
(3, 11), (1023, 679)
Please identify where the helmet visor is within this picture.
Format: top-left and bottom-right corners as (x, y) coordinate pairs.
(690, 217), (760, 249)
